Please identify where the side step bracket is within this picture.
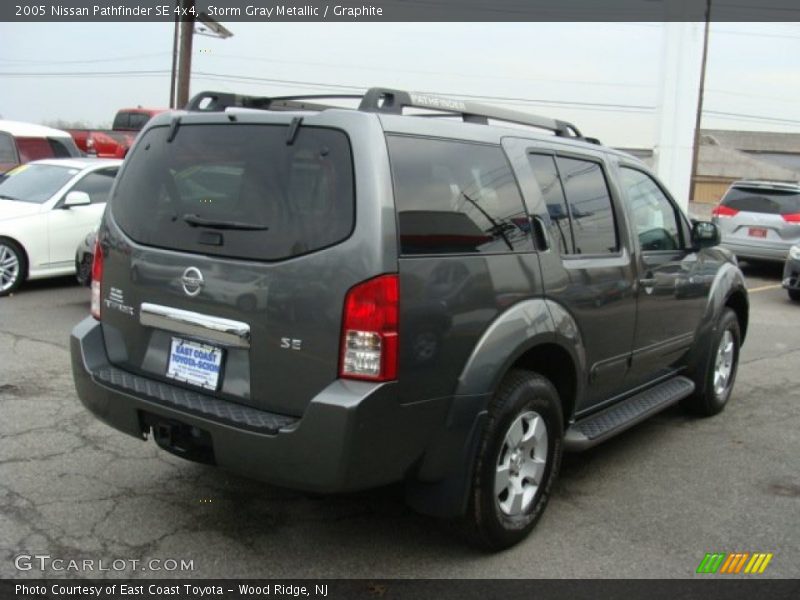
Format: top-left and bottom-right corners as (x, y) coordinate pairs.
(564, 376), (695, 452)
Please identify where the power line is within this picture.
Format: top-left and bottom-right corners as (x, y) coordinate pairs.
(4, 68), (799, 127)
(192, 71), (658, 113)
(0, 52), (170, 66)
(704, 110), (800, 126)
(0, 70), (171, 78)
(200, 52), (658, 90)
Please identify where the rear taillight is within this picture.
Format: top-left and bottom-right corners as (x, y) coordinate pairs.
(781, 213), (800, 223)
(340, 274), (399, 382)
(712, 205), (739, 218)
(90, 238), (103, 320)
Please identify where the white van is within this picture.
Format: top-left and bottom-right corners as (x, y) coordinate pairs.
(0, 120), (82, 174)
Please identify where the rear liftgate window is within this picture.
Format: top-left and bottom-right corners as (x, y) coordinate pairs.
(111, 124), (354, 261)
(722, 187), (800, 215)
(387, 136), (532, 255)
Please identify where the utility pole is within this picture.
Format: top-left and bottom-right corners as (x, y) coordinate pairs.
(688, 0), (712, 203)
(169, 8), (180, 108)
(176, 0), (196, 109)
(169, 0), (232, 109)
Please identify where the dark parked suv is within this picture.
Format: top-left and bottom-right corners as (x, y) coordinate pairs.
(71, 88), (749, 549)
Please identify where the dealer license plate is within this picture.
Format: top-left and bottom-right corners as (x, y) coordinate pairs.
(167, 338), (223, 390)
(748, 227), (767, 238)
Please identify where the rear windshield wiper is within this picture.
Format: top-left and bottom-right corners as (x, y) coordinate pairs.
(0, 194), (20, 201)
(182, 213), (269, 231)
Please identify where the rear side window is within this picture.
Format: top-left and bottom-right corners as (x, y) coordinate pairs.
(68, 168), (118, 204)
(127, 113), (150, 130)
(111, 124), (354, 261)
(388, 136), (532, 255)
(722, 186), (800, 215)
(556, 157), (618, 255)
(112, 113), (130, 130)
(16, 137), (54, 163)
(527, 154), (574, 254)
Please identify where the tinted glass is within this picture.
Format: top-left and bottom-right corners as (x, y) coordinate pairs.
(388, 136), (532, 255)
(48, 138), (74, 158)
(112, 124), (354, 261)
(620, 168), (681, 251)
(129, 113), (150, 130)
(69, 167), (118, 204)
(0, 164), (77, 203)
(721, 186), (800, 215)
(528, 153), (574, 254)
(111, 113), (129, 130)
(556, 156), (618, 255)
(16, 138), (54, 163)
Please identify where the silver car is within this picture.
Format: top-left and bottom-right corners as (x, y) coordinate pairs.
(713, 180), (800, 262)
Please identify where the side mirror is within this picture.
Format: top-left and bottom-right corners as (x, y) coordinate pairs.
(63, 191), (91, 208)
(691, 220), (720, 249)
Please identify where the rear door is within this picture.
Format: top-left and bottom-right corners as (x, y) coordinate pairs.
(100, 118), (370, 417)
(512, 141), (638, 411)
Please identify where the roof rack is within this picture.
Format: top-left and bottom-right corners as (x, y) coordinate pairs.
(186, 91), (364, 113)
(187, 87), (591, 141)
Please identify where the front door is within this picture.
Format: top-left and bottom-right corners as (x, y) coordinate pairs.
(616, 164), (710, 387)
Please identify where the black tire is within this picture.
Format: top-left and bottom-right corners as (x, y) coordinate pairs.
(0, 238), (26, 297)
(683, 308), (741, 416)
(463, 370), (563, 550)
(789, 289), (800, 302)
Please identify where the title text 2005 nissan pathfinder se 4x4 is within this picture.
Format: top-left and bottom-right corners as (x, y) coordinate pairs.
(72, 88), (748, 549)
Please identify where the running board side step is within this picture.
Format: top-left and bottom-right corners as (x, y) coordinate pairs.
(564, 376), (695, 452)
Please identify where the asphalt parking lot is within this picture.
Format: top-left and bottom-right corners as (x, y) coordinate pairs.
(1, 261), (798, 579)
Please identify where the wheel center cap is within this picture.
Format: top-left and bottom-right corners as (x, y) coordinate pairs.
(510, 450), (523, 474)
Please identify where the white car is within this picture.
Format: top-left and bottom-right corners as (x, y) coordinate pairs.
(0, 158), (122, 296)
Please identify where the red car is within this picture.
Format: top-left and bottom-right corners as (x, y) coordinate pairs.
(68, 107), (167, 158)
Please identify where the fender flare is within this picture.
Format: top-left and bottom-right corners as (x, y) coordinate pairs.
(406, 298), (585, 518)
(685, 261), (748, 392)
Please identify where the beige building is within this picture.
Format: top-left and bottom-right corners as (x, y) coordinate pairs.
(619, 129), (800, 205)
(693, 130), (800, 204)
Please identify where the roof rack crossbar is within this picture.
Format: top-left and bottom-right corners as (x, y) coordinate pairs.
(186, 91), (352, 113)
(358, 87), (583, 138)
(186, 88), (590, 140)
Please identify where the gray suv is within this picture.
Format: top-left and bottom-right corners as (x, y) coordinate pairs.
(71, 88), (749, 549)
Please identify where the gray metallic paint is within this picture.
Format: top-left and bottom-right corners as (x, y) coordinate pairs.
(72, 104), (750, 519)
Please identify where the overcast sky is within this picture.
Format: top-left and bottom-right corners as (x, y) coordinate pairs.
(1, 21), (798, 148)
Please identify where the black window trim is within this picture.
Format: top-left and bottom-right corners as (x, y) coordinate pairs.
(534, 148), (624, 260)
(617, 162), (689, 253)
(526, 149), (576, 256)
(387, 132), (536, 258)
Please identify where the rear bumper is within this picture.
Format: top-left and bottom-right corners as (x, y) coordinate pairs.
(721, 239), (794, 262)
(71, 317), (450, 493)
